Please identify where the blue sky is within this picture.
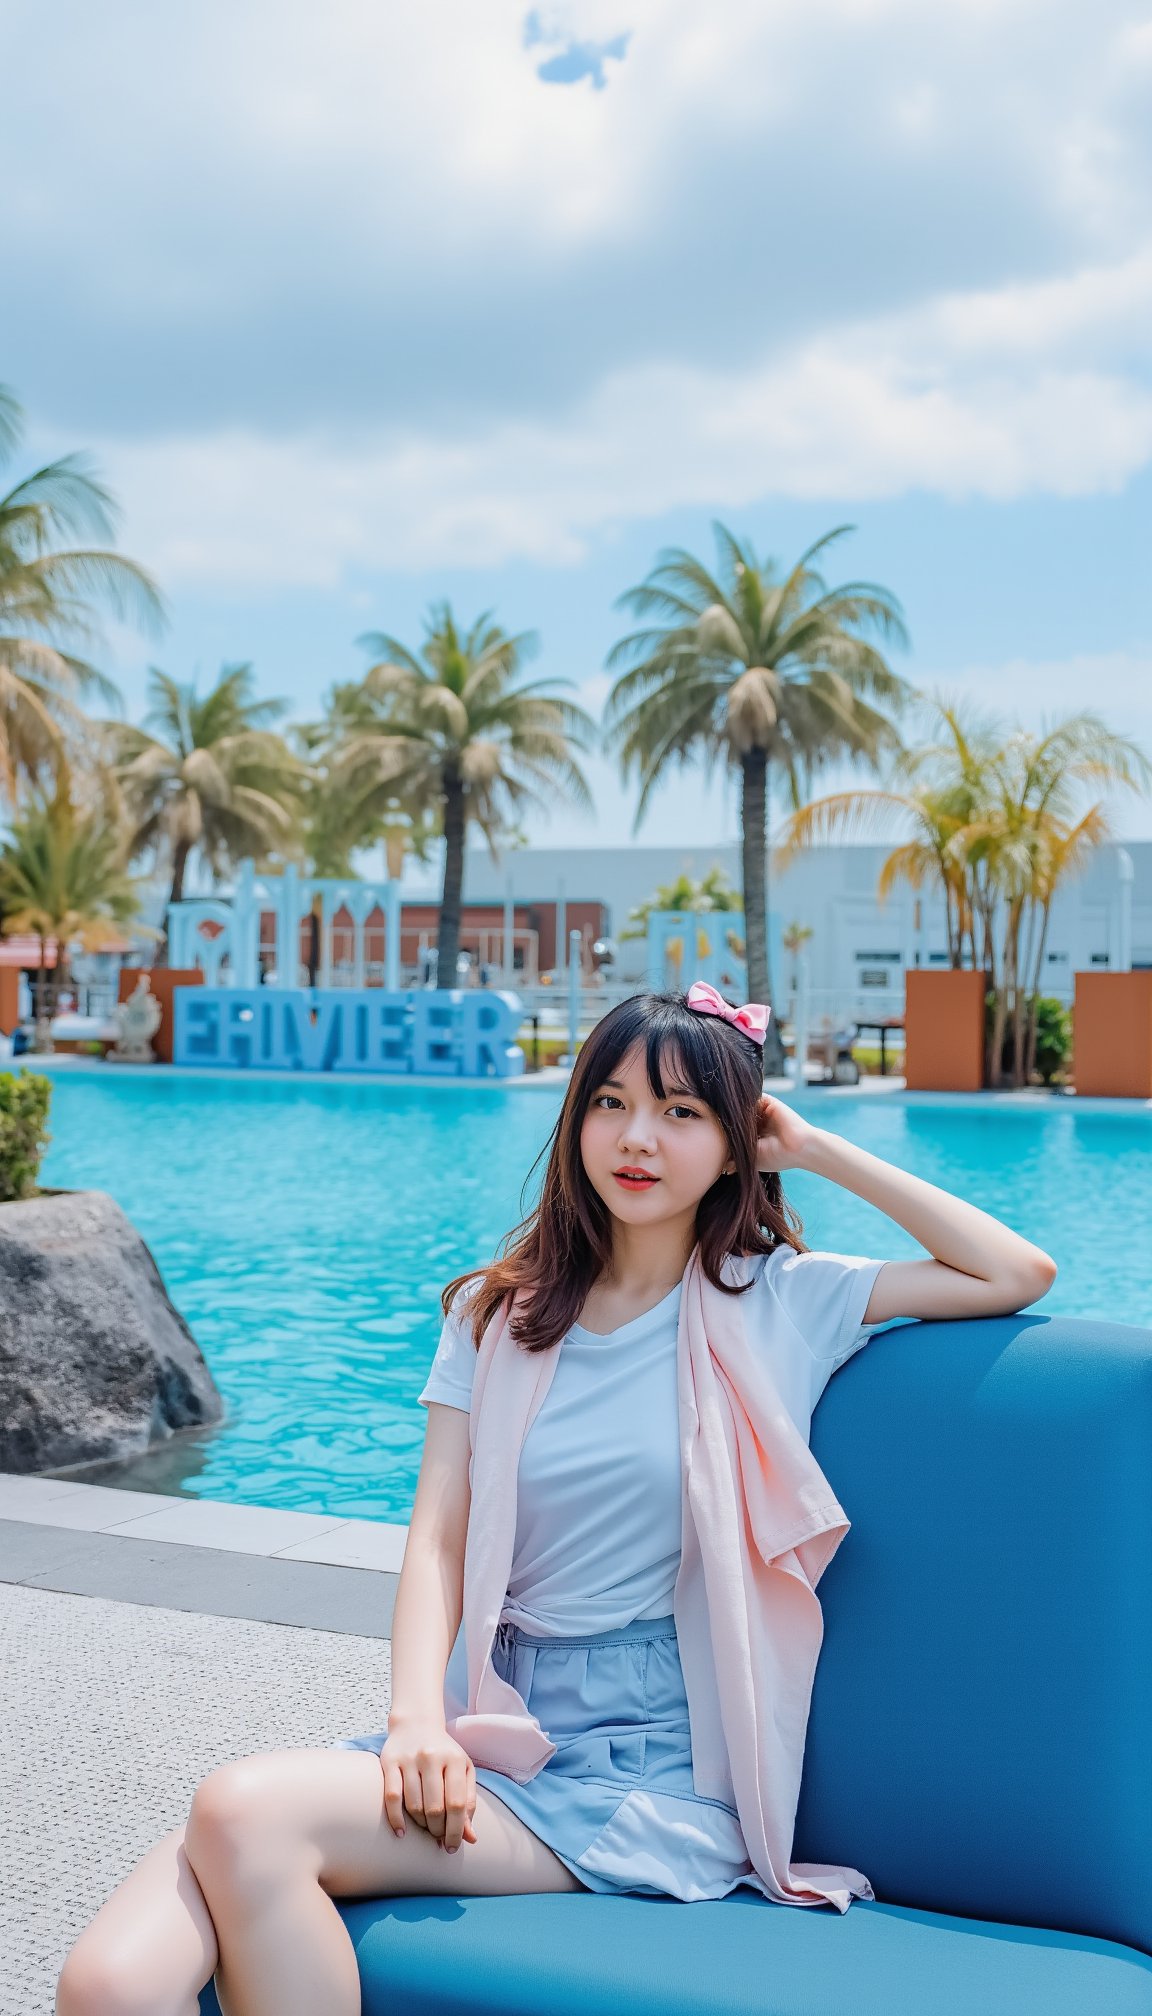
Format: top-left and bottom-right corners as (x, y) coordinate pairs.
(4, 0), (1151, 849)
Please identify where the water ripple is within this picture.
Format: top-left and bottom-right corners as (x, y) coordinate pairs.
(36, 1073), (1150, 1519)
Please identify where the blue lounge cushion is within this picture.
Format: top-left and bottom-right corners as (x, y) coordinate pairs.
(797, 1311), (1152, 1953)
(194, 1311), (1152, 2011)
(197, 1888), (1152, 2015)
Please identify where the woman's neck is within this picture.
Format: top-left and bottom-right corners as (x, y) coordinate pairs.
(601, 1216), (697, 1298)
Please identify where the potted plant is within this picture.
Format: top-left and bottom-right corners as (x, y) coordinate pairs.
(773, 697), (1151, 1092)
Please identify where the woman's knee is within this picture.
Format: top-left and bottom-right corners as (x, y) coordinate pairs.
(186, 1760), (280, 1875)
(185, 1755), (318, 1893)
(56, 1937), (193, 2016)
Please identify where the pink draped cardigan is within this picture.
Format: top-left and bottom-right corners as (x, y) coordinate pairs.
(440, 1243), (875, 1911)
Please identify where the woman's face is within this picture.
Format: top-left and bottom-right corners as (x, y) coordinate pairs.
(579, 1039), (736, 1225)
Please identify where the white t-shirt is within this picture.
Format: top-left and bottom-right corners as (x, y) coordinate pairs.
(418, 1246), (896, 1637)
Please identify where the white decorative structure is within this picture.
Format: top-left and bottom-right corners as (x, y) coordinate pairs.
(645, 909), (751, 993)
(108, 974), (163, 1064)
(166, 860), (404, 991)
(165, 861), (527, 1077)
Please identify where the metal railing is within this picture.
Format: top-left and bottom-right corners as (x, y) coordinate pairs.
(511, 982), (908, 1032)
(35, 984), (120, 1022)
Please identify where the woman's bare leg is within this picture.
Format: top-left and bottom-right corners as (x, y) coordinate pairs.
(183, 1748), (590, 2016)
(55, 1823), (217, 2016)
(56, 1747), (589, 2016)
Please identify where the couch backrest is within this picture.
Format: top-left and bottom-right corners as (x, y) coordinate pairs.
(798, 1312), (1152, 1954)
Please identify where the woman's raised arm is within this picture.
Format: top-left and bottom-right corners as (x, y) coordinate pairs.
(756, 1097), (1057, 1326)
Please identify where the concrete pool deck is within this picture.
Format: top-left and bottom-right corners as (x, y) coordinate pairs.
(1, 1471), (405, 2015)
(0, 1472), (404, 1635)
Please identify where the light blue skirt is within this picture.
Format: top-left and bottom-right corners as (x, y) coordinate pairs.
(331, 1612), (758, 1902)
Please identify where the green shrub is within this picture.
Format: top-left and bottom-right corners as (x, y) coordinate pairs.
(513, 1035), (586, 1070)
(985, 992), (1072, 1085)
(0, 1071), (52, 1201)
(1031, 996), (1073, 1084)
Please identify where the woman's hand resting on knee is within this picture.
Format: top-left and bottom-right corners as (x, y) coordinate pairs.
(381, 1713), (479, 1853)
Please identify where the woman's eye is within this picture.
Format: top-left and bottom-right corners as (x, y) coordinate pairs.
(594, 1094), (697, 1118)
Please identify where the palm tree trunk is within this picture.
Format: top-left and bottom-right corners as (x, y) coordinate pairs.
(32, 933), (52, 1053)
(56, 943), (72, 1016)
(438, 767), (466, 988)
(982, 896), (1003, 1089)
(1007, 897), (1030, 1087)
(988, 906), (1019, 1090)
(1010, 957), (1028, 1086)
(740, 748), (786, 1077)
(171, 838), (191, 904)
(1012, 898), (1039, 1086)
(1024, 901), (1053, 1083)
(156, 838), (192, 968)
(971, 868), (987, 971)
(47, 941), (63, 1022)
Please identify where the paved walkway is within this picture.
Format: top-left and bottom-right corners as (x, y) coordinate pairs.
(1, 1475), (402, 2016)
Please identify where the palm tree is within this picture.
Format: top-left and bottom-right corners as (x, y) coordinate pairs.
(948, 714), (1151, 1084)
(619, 865), (742, 938)
(0, 783), (143, 1049)
(293, 685), (441, 880)
(329, 602), (598, 985)
(0, 382), (166, 803)
(106, 663), (306, 945)
(619, 868), (746, 986)
(604, 522), (912, 1074)
(781, 921), (815, 1021)
(772, 698), (1152, 1087)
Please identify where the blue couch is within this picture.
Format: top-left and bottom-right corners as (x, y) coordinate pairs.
(199, 1311), (1152, 2013)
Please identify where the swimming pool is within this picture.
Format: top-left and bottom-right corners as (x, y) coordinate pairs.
(28, 1069), (1152, 1520)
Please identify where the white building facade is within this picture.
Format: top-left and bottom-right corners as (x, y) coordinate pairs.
(453, 839), (1152, 1026)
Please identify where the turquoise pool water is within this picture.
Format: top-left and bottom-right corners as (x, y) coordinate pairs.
(31, 1070), (1152, 1520)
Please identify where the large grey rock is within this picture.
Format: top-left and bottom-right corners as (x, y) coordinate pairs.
(0, 1188), (223, 1473)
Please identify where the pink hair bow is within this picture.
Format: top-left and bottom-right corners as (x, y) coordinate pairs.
(685, 979), (771, 1045)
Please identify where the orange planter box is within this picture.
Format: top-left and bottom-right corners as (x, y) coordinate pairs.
(0, 968), (19, 1037)
(118, 967), (203, 1064)
(1072, 971), (1152, 1098)
(903, 969), (989, 1092)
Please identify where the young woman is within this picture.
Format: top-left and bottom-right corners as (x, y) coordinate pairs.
(56, 986), (1057, 2016)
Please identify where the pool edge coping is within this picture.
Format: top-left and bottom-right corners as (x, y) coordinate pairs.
(0, 1471), (405, 1636)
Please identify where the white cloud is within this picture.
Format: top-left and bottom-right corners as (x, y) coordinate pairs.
(6, 0), (1152, 588)
(6, 0), (1152, 438)
(76, 241), (1152, 585)
(915, 243), (1152, 360)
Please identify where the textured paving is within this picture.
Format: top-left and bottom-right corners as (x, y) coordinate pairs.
(1, 1580), (394, 2016)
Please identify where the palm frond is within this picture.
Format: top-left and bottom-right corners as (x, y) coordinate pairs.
(0, 384), (22, 465)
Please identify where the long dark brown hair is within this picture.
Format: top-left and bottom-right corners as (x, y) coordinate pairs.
(441, 988), (808, 1355)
